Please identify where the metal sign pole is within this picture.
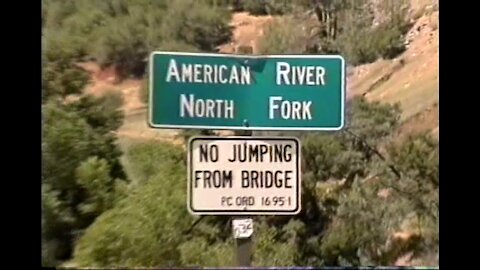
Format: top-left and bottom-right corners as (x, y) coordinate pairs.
(235, 231), (252, 266)
(234, 123), (253, 267)
(233, 216), (253, 267)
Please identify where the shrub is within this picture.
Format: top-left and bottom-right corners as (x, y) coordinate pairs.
(73, 152), (190, 267)
(241, 0), (309, 15)
(334, 0), (410, 65)
(258, 16), (309, 54)
(125, 141), (185, 185)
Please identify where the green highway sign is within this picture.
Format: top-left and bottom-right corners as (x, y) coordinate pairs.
(149, 52), (345, 131)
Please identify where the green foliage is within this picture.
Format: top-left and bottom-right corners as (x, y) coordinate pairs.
(301, 97), (401, 190)
(241, 0), (308, 15)
(42, 53), (90, 102)
(90, 14), (150, 77)
(179, 238), (235, 267)
(258, 16), (309, 54)
(42, 102), (94, 191)
(42, 99), (126, 266)
(43, 0), (77, 29)
(346, 96), (401, 143)
(73, 146), (191, 267)
(125, 142), (185, 185)
(70, 91), (124, 133)
(320, 133), (439, 266)
(320, 180), (390, 265)
(294, 97), (405, 266)
(68, 97), (437, 267)
(242, 0), (269, 15)
(258, 0), (411, 65)
(161, 0), (232, 52)
(42, 0), (438, 266)
(333, 0), (410, 65)
(43, 0), (232, 78)
(384, 134), (439, 252)
(253, 222), (297, 266)
(76, 157), (118, 217)
(42, 184), (75, 240)
(302, 134), (346, 183)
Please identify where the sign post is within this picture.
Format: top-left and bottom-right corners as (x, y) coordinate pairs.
(188, 136), (300, 266)
(232, 217), (253, 266)
(149, 51), (345, 267)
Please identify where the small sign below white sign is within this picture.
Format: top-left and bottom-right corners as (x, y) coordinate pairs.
(232, 218), (254, 239)
(187, 137), (301, 215)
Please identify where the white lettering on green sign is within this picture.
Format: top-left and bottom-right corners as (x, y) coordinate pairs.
(269, 97), (312, 120)
(180, 94), (234, 119)
(276, 62), (326, 86)
(150, 53), (344, 130)
(166, 59), (251, 85)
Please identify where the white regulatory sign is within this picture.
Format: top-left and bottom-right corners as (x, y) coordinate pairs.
(187, 137), (301, 215)
(232, 218), (254, 239)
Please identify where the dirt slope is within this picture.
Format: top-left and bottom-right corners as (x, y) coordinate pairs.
(217, 12), (274, 54)
(77, 62), (180, 149)
(347, 9), (438, 140)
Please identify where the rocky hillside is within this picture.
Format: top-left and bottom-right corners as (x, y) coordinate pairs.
(348, 8), (438, 140)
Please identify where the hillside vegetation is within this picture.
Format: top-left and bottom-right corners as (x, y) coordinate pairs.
(42, 0), (438, 267)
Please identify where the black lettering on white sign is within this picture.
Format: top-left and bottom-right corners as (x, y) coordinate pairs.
(199, 144), (219, 162)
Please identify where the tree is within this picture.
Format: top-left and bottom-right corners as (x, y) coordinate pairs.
(382, 134), (439, 259)
(290, 96), (402, 266)
(73, 144), (191, 267)
(43, 0), (233, 78)
(258, 16), (309, 54)
(258, 0), (411, 65)
(320, 134), (438, 266)
(125, 141), (185, 185)
(76, 157), (125, 218)
(42, 50), (90, 103)
(70, 92), (124, 134)
(42, 97), (127, 266)
(240, 0), (310, 15)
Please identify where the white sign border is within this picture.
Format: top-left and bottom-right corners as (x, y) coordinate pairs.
(187, 136), (302, 216)
(148, 51), (346, 131)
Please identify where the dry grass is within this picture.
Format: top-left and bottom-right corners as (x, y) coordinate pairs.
(351, 7), (439, 123)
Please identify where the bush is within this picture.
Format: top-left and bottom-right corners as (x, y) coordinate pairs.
(76, 157), (118, 217)
(258, 0), (411, 66)
(243, 0), (268, 15)
(179, 238), (235, 267)
(73, 146), (190, 267)
(42, 32), (90, 102)
(42, 99), (126, 266)
(160, 0), (232, 52)
(70, 92), (124, 134)
(43, 0), (233, 78)
(90, 16), (147, 77)
(125, 142), (185, 185)
(333, 0), (410, 65)
(241, 0), (309, 15)
(258, 16), (309, 54)
(252, 220), (302, 266)
(320, 133), (438, 266)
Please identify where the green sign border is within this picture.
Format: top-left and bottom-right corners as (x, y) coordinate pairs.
(148, 51), (346, 131)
